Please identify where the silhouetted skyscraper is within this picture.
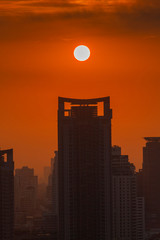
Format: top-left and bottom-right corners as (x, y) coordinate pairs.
(44, 166), (51, 184)
(58, 97), (112, 240)
(112, 146), (145, 240)
(14, 166), (38, 227)
(0, 149), (14, 240)
(46, 151), (58, 239)
(52, 151), (58, 216)
(143, 137), (160, 231)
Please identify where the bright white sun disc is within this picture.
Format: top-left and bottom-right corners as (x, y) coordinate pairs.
(74, 45), (90, 61)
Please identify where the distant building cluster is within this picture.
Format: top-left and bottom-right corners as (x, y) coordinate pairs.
(0, 97), (160, 240)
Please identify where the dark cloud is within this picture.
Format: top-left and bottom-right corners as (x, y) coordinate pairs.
(0, 0), (160, 41)
(0, 0), (160, 18)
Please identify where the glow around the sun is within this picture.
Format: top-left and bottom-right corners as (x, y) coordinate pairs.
(74, 45), (90, 61)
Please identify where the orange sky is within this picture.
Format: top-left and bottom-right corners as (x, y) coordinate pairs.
(0, 0), (160, 177)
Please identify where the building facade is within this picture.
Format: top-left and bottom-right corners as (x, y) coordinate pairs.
(112, 146), (145, 240)
(0, 149), (14, 240)
(52, 150), (58, 216)
(14, 166), (38, 227)
(45, 151), (58, 239)
(143, 137), (160, 231)
(58, 97), (112, 240)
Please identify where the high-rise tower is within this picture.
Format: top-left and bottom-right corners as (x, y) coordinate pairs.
(0, 149), (14, 240)
(112, 146), (145, 240)
(14, 166), (38, 228)
(143, 137), (160, 231)
(58, 97), (112, 240)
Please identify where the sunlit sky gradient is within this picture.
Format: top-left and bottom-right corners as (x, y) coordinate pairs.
(0, 0), (160, 176)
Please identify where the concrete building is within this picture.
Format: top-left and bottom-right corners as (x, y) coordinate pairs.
(37, 151), (59, 240)
(136, 197), (145, 240)
(46, 150), (59, 215)
(46, 151), (58, 212)
(0, 149), (14, 240)
(143, 137), (160, 232)
(112, 146), (145, 240)
(14, 166), (38, 227)
(44, 166), (51, 184)
(58, 97), (112, 240)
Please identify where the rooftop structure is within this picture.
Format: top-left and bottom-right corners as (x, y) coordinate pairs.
(144, 137), (160, 142)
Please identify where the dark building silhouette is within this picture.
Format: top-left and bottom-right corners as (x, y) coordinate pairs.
(0, 149), (14, 240)
(45, 151), (58, 239)
(52, 151), (58, 217)
(137, 169), (143, 198)
(58, 97), (112, 240)
(46, 151), (58, 215)
(112, 146), (145, 240)
(44, 166), (51, 185)
(14, 166), (38, 228)
(143, 137), (160, 231)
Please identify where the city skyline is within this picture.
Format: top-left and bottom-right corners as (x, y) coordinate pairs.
(1, 104), (158, 178)
(0, 96), (159, 176)
(1, 0), (160, 175)
(1, 1), (160, 239)
(1, 101), (160, 239)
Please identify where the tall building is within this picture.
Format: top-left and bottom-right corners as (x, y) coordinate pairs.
(143, 137), (160, 231)
(46, 151), (58, 212)
(51, 150), (58, 238)
(0, 149), (14, 240)
(44, 166), (51, 184)
(58, 97), (112, 240)
(136, 197), (145, 240)
(41, 151), (58, 240)
(52, 150), (58, 216)
(14, 166), (38, 227)
(112, 146), (145, 240)
(137, 169), (143, 198)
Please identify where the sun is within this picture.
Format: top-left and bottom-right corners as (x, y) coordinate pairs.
(74, 45), (90, 61)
